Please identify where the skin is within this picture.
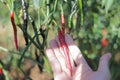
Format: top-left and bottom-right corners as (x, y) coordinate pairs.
(46, 34), (111, 80)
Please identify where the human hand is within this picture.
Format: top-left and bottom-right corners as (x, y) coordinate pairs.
(46, 34), (111, 80)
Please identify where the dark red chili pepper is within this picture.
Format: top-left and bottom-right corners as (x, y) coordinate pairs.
(10, 11), (18, 50)
(0, 67), (5, 80)
(58, 12), (72, 76)
(0, 68), (2, 75)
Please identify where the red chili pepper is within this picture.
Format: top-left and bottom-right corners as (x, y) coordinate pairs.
(101, 38), (108, 48)
(10, 11), (18, 50)
(101, 28), (107, 48)
(58, 12), (72, 76)
(0, 67), (5, 80)
(0, 68), (3, 75)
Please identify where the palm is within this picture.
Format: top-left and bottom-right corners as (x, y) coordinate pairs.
(72, 66), (110, 80)
(46, 34), (111, 80)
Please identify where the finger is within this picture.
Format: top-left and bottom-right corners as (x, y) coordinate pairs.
(55, 36), (74, 68)
(73, 64), (82, 80)
(98, 53), (111, 74)
(65, 34), (89, 66)
(74, 64), (92, 80)
(46, 48), (62, 74)
(54, 72), (70, 80)
(50, 40), (68, 72)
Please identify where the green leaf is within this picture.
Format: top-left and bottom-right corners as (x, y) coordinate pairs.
(118, 28), (120, 38)
(105, 0), (114, 13)
(113, 43), (118, 49)
(102, 0), (107, 7)
(33, 0), (43, 9)
(64, 0), (67, 2)
(43, 56), (52, 74)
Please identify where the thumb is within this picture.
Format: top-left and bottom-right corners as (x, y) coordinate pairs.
(98, 53), (111, 73)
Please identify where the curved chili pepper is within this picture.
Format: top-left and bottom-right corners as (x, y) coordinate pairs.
(10, 11), (18, 50)
(58, 12), (72, 76)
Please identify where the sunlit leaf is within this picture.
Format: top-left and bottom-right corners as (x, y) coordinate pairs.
(102, 0), (106, 7)
(105, 0), (114, 13)
(33, 0), (43, 9)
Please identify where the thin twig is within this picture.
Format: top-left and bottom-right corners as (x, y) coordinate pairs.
(21, 0), (28, 45)
(28, 16), (42, 49)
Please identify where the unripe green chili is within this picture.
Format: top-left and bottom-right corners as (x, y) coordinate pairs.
(10, 11), (18, 50)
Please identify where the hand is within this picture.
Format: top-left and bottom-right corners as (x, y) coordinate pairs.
(46, 34), (111, 80)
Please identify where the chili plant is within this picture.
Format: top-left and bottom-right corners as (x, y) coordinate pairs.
(0, 0), (120, 80)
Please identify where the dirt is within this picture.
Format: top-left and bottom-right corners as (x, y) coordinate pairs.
(30, 65), (53, 80)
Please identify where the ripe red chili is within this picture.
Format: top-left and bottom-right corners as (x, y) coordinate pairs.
(101, 28), (107, 48)
(0, 67), (5, 80)
(0, 68), (3, 75)
(10, 11), (18, 50)
(101, 38), (107, 48)
(58, 12), (72, 76)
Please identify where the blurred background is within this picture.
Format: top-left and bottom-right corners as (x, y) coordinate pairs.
(0, 0), (120, 80)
